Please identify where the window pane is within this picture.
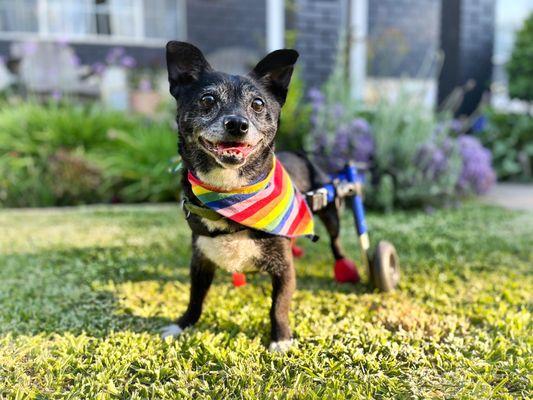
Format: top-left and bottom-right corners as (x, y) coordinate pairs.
(143, 0), (180, 39)
(110, 0), (136, 37)
(0, 0), (38, 32)
(47, 0), (92, 35)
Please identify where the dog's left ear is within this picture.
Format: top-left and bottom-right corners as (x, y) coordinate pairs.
(250, 49), (299, 106)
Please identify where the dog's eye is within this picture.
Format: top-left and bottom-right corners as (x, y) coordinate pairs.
(251, 98), (264, 113)
(200, 94), (216, 108)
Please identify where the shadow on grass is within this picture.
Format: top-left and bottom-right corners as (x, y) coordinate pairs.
(0, 244), (377, 340)
(0, 245), (187, 338)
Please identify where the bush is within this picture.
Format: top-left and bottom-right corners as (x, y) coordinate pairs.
(90, 124), (180, 203)
(507, 13), (533, 101)
(0, 100), (179, 207)
(478, 109), (533, 182)
(277, 70), (312, 151)
(308, 85), (495, 211)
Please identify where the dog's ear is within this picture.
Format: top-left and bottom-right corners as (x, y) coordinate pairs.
(166, 41), (212, 95)
(250, 49), (299, 106)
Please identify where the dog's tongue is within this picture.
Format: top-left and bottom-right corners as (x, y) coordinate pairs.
(216, 142), (253, 156)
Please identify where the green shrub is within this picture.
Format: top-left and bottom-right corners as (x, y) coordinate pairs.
(0, 101), (179, 207)
(479, 109), (533, 181)
(507, 13), (533, 101)
(368, 93), (462, 210)
(277, 70), (312, 151)
(90, 124), (179, 203)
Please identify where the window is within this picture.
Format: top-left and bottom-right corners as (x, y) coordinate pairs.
(0, 0), (38, 32)
(0, 0), (185, 43)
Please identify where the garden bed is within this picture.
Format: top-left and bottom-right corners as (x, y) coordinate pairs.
(0, 203), (531, 398)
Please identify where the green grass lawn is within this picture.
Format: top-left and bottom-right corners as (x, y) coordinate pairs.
(0, 204), (531, 399)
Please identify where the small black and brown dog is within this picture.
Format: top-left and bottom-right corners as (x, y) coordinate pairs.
(162, 42), (347, 352)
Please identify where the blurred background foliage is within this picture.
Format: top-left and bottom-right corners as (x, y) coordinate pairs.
(1, 10), (532, 210)
(507, 12), (533, 102)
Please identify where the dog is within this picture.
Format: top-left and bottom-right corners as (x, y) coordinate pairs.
(161, 41), (350, 352)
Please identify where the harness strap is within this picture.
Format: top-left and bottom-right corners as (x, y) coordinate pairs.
(183, 201), (223, 221)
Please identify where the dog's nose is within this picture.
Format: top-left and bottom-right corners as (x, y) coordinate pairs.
(223, 115), (249, 136)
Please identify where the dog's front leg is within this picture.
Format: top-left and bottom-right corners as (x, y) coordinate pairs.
(269, 259), (296, 352)
(161, 248), (216, 339)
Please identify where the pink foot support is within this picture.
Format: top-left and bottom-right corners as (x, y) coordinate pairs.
(291, 239), (305, 258)
(334, 258), (360, 283)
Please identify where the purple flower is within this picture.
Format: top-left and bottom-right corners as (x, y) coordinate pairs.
(51, 90), (62, 101)
(456, 135), (496, 194)
(106, 47), (126, 64)
(138, 78), (152, 91)
(450, 119), (463, 134)
(92, 62), (106, 75)
(120, 55), (136, 68)
(22, 41), (38, 56)
(55, 36), (69, 48)
(413, 136), (458, 181)
(70, 54), (80, 67)
(313, 117), (374, 172)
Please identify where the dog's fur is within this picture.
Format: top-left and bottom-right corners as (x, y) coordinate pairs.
(163, 42), (348, 351)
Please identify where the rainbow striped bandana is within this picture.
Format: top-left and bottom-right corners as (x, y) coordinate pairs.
(188, 157), (315, 238)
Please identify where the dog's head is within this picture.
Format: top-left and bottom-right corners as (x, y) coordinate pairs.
(166, 41), (298, 185)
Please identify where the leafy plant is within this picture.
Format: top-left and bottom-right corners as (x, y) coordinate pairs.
(0, 100), (179, 207)
(277, 69), (312, 151)
(507, 12), (533, 101)
(91, 123), (180, 203)
(369, 93), (463, 209)
(478, 109), (533, 182)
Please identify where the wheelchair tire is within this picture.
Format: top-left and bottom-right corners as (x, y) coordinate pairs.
(371, 241), (400, 292)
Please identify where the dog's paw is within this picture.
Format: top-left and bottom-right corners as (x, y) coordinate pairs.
(268, 339), (294, 353)
(161, 324), (183, 340)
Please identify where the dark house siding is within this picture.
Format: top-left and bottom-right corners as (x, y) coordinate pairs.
(438, 0), (495, 114)
(295, 0), (441, 87)
(367, 0), (440, 77)
(187, 0), (267, 56)
(295, 0), (343, 88)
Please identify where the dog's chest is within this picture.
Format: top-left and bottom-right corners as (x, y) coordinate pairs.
(196, 230), (261, 273)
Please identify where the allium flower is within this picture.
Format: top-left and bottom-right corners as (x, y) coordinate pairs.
(70, 54), (81, 67)
(51, 90), (62, 101)
(22, 41), (38, 56)
(120, 55), (136, 68)
(313, 117), (374, 172)
(138, 78), (152, 91)
(414, 141), (450, 179)
(92, 62), (106, 75)
(106, 47), (126, 64)
(456, 135), (496, 194)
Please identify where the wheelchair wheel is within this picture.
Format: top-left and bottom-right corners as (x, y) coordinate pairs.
(370, 241), (400, 292)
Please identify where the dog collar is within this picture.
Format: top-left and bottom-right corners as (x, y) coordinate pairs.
(187, 156), (315, 238)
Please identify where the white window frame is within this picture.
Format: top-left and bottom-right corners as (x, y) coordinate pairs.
(0, 0), (186, 47)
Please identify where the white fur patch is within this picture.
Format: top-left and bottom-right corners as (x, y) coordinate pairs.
(201, 217), (230, 232)
(196, 168), (249, 190)
(196, 230), (261, 273)
(161, 324), (183, 340)
(268, 339), (294, 353)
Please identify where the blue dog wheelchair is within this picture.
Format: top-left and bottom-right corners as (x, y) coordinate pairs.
(304, 162), (400, 291)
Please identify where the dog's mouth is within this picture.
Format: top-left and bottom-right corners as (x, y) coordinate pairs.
(199, 137), (257, 163)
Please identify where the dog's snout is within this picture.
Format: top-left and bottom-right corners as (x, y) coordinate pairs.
(223, 115), (249, 136)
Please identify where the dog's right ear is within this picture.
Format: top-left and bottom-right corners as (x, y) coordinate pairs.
(166, 41), (212, 95)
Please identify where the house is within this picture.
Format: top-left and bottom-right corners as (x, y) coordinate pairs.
(0, 0), (529, 114)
